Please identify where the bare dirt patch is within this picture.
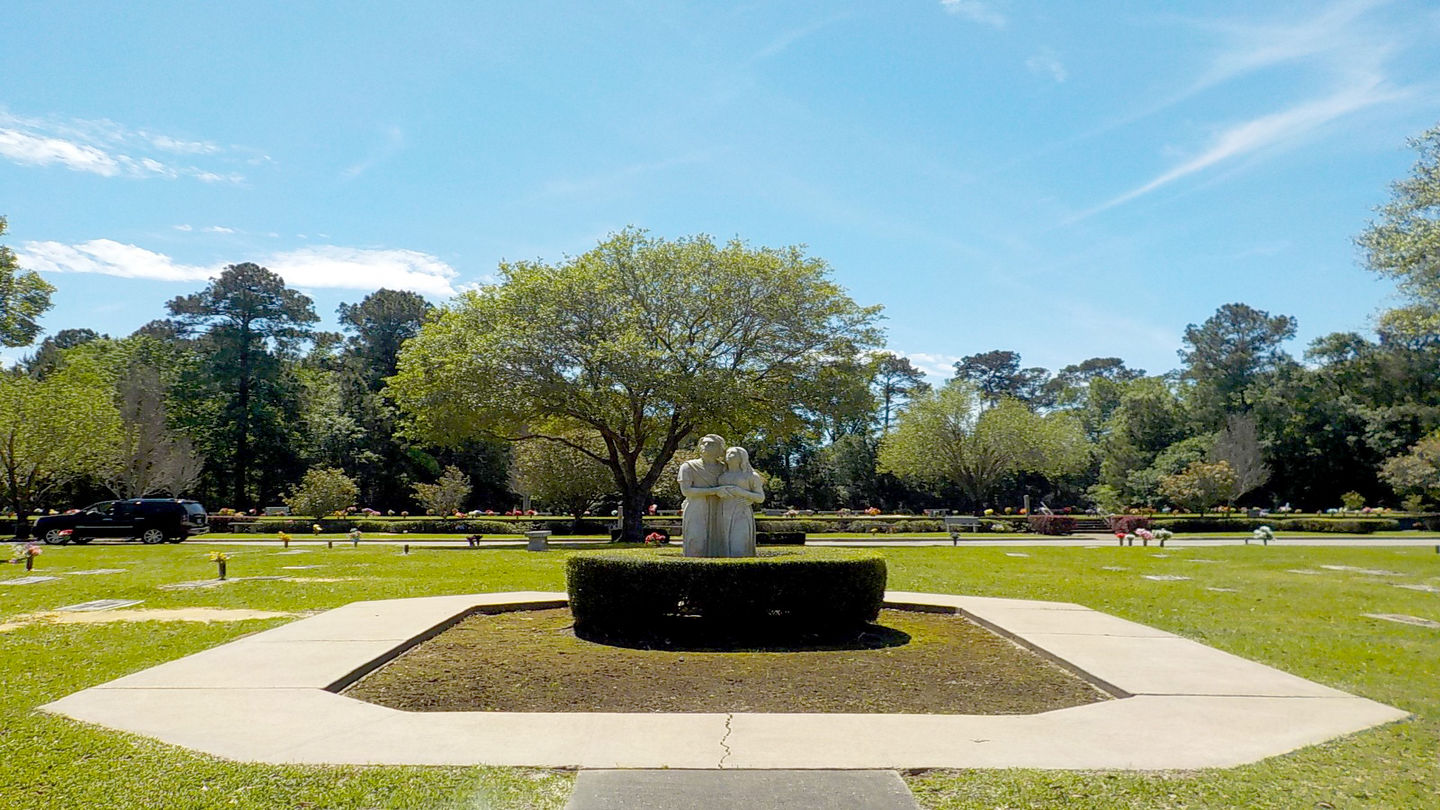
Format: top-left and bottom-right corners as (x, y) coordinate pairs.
(0, 607), (292, 632)
(344, 608), (1110, 714)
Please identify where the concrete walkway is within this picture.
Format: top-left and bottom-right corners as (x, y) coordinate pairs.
(41, 591), (1407, 771)
(566, 770), (919, 810)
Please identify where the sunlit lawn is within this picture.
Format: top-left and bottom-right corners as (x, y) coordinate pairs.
(2, 541), (1436, 808)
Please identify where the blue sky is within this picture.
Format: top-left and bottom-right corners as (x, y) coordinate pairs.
(3, 0), (1438, 378)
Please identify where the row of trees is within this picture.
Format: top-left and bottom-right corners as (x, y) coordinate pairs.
(3, 124), (1439, 539)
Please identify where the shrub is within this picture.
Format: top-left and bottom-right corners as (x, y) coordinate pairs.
(285, 467), (359, 518)
(1339, 491), (1367, 511)
(1276, 518), (1399, 534)
(565, 549), (886, 643)
(756, 519), (833, 534)
(1027, 515), (1076, 535)
(412, 466), (471, 516)
(893, 519), (945, 532)
(1106, 515), (1153, 534)
(1152, 517), (1269, 533)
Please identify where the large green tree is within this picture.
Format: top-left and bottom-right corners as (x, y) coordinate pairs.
(167, 263), (317, 508)
(1357, 122), (1440, 338)
(0, 216), (55, 348)
(0, 358), (121, 536)
(1179, 303), (1297, 425)
(878, 381), (1089, 509)
(388, 229), (883, 540)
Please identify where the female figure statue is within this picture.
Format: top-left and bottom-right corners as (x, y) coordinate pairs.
(716, 446), (765, 557)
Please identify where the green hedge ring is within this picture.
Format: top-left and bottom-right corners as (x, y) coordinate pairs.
(565, 548), (887, 644)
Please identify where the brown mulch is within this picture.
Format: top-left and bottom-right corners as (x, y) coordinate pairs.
(342, 608), (1111, 714)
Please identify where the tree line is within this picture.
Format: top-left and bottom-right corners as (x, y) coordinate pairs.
(2, 123), (1438, 539)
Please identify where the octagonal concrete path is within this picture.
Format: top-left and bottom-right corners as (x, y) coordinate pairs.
(42, 591), (1406, 770)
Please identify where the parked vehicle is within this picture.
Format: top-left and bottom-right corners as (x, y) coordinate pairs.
(34, 499), (209, 545)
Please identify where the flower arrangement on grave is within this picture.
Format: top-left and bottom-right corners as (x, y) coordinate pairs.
(209, 551), (229, 580)
(348, 528), (362, 546)
(1253, 525), (1275, 544)
(1153, 528), (1173, 544)
(643, 531), (668, 547)
(864, 506), (882, 516)
(1135, 528), (1155, 544)
(11, 543), (42, 570)
(312, 524), (322, 535)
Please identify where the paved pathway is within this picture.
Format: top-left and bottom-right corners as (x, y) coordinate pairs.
(565, 770), (919, 810)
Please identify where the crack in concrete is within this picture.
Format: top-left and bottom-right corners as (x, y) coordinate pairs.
(718, 713), (734, 768)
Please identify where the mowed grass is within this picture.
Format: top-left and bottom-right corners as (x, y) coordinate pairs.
(1, 541), (1437, 809)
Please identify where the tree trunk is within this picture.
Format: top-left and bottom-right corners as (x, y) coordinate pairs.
(618, 487), (649, 543)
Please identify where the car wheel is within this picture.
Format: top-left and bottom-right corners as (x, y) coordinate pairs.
(41, 529), (70, 545)
(140, 528), (167, 544)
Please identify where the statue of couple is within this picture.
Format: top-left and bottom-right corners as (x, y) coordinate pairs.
(677, 434), (765, 557)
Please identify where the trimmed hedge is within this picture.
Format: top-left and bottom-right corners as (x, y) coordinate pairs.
(1277, 518), (1400, 534)
(1153, 517), (1402, 534)
(1152, 517), (1272, 533)
(565, 548), (886, 644)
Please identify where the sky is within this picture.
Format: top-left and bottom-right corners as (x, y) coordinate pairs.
(3, 0), (1439, 379)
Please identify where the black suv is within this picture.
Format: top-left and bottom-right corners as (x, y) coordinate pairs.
(35, 499), (209, 545)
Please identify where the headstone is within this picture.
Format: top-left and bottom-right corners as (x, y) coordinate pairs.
(1004, 552), (1029, 557)
(281, 565), (322, 570)
(1142, 574), (1191, 582)
(57, 599), (142, 612)
(1320, 565), (1403, 576)
(1392, 583), (1440, 594)
(1363, 613), (1440, 629)
(63, 569), (127, 576)
(0, 576), (59, 585)
(1207, 587), (1239, 593)
(263, 506), (291, 516)
(1100, 566), (1128, 571)
(526, 530), (551, 552)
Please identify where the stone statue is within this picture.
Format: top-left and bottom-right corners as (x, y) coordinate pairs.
(678, 435), (764, 557)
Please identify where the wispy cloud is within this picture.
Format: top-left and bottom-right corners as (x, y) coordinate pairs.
(1076, 78), (1405, 220)
(18, 240), (461, 298)
(0, 108), (249, 183)
(940, 0), (1006, 29)
(1026, 49), (1067, 83)
(341, 125), (405, 179)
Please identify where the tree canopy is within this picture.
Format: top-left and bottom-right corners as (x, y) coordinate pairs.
(878, 381), (1089, 507)
(388, 229), (883, 539)
(0, 216), (55, 348)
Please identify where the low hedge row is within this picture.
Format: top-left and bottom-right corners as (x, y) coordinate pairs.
(566, 549), (887, 644)
(1151, 517), (1402, 534)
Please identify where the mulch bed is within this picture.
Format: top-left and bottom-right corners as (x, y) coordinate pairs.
(343, 608), (1111, 714)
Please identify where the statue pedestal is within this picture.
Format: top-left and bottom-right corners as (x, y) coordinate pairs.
(525, 530), (551, 552)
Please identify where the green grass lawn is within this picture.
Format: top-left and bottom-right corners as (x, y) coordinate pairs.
(2, 543), (1437, 809)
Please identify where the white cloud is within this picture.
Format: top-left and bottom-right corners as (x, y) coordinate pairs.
(1026, 49), (1068, 83)
(203, 226), (237, 234)
(265, 246), (459, 298)
(897, 351), (963, 382)
(0, 108), (247, 183)
(18, 241), (461, 298)
(0, 128), (121, 175)
(941, 0), (1006, 29)
(172, 224), (193, 232)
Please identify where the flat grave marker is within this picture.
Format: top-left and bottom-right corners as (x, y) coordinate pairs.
(1364, 613), (1440, 629)
(57, 599), (143, 612)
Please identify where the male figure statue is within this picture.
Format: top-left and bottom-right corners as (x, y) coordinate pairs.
(678, 434), (729, 557)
